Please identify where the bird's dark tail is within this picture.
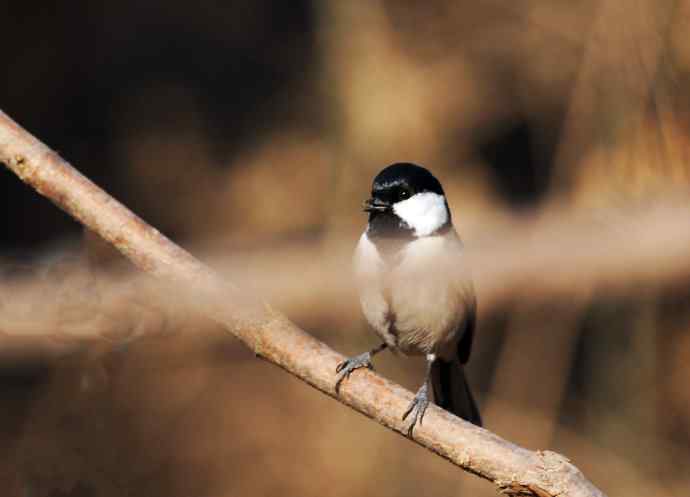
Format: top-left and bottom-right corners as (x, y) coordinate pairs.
(430, 358), (482, 426)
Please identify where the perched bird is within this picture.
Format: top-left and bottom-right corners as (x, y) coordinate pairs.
(336, 163), (481, 434)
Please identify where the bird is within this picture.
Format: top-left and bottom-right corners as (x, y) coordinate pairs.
(335, 162), (481, 435)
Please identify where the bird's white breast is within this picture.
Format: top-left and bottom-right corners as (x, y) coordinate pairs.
(354, 230), (473, 356)
(353, 232), (397, 347)
(390, 234), (471, 355)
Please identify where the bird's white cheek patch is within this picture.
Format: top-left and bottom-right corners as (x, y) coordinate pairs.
(393, 192), (448, 236)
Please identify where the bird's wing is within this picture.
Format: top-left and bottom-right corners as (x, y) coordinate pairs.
(456, 291), (476, 364)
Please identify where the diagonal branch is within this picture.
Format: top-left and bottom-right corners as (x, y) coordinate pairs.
(0, 109), (605, 497)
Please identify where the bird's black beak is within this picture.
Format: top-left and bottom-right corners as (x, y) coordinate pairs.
(363, 198), (390, 213)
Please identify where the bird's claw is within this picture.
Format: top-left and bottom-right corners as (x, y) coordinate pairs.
(335, 352), (373, 393)
(402, 383), (430, 436)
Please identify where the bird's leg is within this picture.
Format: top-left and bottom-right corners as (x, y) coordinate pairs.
(335, 343), (387, 393)
(402, 353), (435, 436)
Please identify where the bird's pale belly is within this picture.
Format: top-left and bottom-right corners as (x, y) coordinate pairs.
(360, 279), (468, 358)
(355, 231), (473, 359)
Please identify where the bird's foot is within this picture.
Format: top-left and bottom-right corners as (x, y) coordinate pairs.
(402, 383), (430, 436)
(335, 351), (374, 393)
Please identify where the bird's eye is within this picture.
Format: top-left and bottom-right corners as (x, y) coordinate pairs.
(399, 189), (410, 199)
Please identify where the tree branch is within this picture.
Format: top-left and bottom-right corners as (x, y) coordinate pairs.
(0, 109), (605, 497)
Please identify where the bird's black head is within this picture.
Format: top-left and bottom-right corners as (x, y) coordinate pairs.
(364, 163), (451, 240)
(366, 163), (445, 209)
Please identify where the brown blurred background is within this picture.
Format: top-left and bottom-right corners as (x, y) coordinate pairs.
(1, 1), (690, 496)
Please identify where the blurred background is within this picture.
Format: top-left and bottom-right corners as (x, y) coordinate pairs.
(1, 1), (689, 496)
